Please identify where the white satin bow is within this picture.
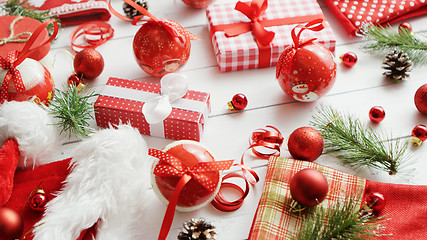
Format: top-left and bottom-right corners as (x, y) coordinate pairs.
(142, 73), (188, 124)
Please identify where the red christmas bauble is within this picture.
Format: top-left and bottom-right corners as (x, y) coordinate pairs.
(414, 84), (427, 115)
(0, 207), (23, 240)
(182, 0), (213, 8)
(0, 58), (54, 105)
(412, 124), (427, 141)
(276, 43), (337, 102)
(288, 127), (323, 162)
(151, 140), (221, 211)
(133, 20), (191, 77)
(340, 52), (358, 67)
(30, 189), (48, 212)
(366, 192), (386, 212)
(228, 93), (248, 110)
(289, 168), (328, 207)
(369, 106), (385, 123)
(399, 22), (413, 34)
(73, 48), (104, 81)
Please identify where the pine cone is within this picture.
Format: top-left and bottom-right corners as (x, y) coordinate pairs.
(382, 50), (412, 81)
(177, 219), (216, 240)
(122, 0), (148, 20)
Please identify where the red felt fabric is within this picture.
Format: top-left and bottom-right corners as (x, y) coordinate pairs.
(363, 180), (427, 239)
(323, 0), (427, 36)
(2, 158), (97, 240)
(0, 138), (19, 207)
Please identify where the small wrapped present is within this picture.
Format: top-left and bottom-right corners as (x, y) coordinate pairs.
(206, 0), (336, 72)
(95, 74), (210, 141)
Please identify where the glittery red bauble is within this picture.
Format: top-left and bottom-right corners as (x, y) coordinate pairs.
(228, 93), (248, 110)
(399, 22), (413, 34)
(151, 140), (221, 212)
(133, 20), (191, 77)
(414, 84), (427, 115)
(276, 43), (336, 102)
(182, 0), (213, 8)
(412, 125), (427, 141)
(288, 127), (323, 162)
(341, 52), (358, 67)
(0, 58), (54, 106)
(0, 207), (23, 240)
(366, 192), (386, 212)
(369, 106), (386, 123)
(30, 189), (48, 212)
(73, 48), (104, 81)
(289, 168), (328, 207)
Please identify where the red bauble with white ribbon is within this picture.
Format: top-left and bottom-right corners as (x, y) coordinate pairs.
(276, 19), (336, 102)
(0, 57), (54, 105)
(150, 140), (224, 211)
(289, 168), (328, 207)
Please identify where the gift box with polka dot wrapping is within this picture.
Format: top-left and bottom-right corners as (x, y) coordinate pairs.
(94, 77), (210, 141)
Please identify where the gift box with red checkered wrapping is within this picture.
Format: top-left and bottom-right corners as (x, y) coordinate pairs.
(94, 77), (210, 141)
(206, 0), (336, 72)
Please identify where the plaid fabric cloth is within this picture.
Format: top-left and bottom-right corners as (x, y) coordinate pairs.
(248, 156), (366, 239)
(206, 0), (336, 72)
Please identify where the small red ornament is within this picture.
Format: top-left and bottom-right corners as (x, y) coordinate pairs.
(68, 74), (82, 86)
(276, 20), (336, 102)
(73, 48), (104, 81)
(289, 168), (328, 207)
(369, 106), (386, 123)
(414, 84), (427, 115)
(228, 93), (248, 110)
(340, 52), (358, 67)
(411, 124), (427, 146)
(399, 22), (413, 34)
(182, 0), (213, 8)
(30, 189), (48, 212)
(366, 192), (386, 212)
(287, 127), (323, 162)
(0, 207), (23, 240)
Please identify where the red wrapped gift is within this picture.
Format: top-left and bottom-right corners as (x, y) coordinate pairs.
(0, 0), (111, 26)
(206, 0), (336, 72)
(95, 76), (210, 141)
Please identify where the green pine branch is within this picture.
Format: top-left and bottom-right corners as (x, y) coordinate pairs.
(362, 23), (427, 66)
(310, 106), (409, 175)
(3, 0), (61, 36)
(48, 85), (98, 138)
(292, 198), (383, 240)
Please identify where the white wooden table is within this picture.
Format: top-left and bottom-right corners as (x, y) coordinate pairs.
(41, 0), (427, 239)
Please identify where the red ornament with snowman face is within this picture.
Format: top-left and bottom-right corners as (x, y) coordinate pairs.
(276, 20), (336, 102)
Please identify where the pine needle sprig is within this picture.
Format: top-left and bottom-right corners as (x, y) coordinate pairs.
(3, 0), (61, 36)
(362, 23), (427, 66)
(292, 198), (384, 240)
(310, 106), (409, 175)
(48, 85), (98, 138)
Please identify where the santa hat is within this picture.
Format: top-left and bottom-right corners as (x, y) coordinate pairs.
(0, 101), (61, 206)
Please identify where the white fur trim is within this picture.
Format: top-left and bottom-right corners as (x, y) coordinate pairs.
(33, 125), (151, 240)
(0, 101), (61, 168)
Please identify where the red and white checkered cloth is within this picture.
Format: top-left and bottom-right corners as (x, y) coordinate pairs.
(206, 0), (336, 72)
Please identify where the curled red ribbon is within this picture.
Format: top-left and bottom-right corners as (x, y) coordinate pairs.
(211, 125), (284, 212)
(70, 21), (114, 51)
(149, 148), (233, 240)
(223, 0), (275, 46)
(291, 18), (325, 49)
(0, 20), (58, 103)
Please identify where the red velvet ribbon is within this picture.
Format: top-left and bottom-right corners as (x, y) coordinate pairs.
(70, 21), (114, 51)
(149, 148), (233, 240)
(211, 126), (284, 212)
(0, 20), (58, 103)
(209, 0), (325, 68)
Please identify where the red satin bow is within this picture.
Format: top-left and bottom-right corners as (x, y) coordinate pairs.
(223, 0), (275, 46)
(151, 148), (233, 192)
(291, 18), (325, 49)
(0, 20), (58, 103)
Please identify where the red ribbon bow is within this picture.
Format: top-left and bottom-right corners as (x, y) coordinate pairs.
(0, 20), (58, 103)
(150, 148), (233, 192)
(223, 0), (275, 46)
